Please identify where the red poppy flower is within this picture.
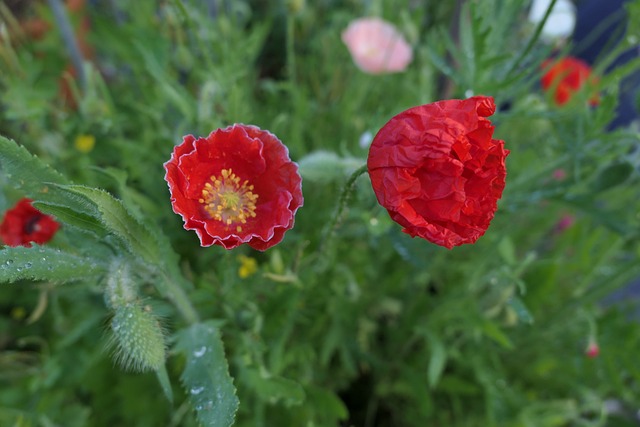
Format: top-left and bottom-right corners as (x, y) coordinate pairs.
(164, 124), (303, 251)
(541, 57), (599, 106)
(0, 198), (60, 247)
(367, 96), (509, 249)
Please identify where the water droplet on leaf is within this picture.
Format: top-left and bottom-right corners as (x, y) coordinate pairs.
(190, 386), (205, 395)
(193, 346), (207, 358)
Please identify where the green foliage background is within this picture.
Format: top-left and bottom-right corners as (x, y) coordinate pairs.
(1, 0), (640, 426)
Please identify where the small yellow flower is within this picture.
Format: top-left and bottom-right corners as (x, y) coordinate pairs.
(238, 255), (258, 279)
(74, 134), (95, 153)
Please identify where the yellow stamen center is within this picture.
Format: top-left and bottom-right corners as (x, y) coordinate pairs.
(199, 168), (258, 228)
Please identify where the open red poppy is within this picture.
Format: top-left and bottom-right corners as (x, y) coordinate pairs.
(367, 96), (509, 249)
(0, 198), (60, 247)
(164, 124), (303, 251)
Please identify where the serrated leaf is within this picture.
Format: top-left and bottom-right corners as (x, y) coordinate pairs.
(32, 202), (108, 237)
(53, 185), (161, 263)
(0, 245), (103, 284)
(241, 367), (304, 406)
(0, 136), (102, 222)
(0, 135), (68, 193)
(175, 322), (238, 427)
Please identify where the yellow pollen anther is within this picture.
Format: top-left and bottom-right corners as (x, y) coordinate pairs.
(200, 168), (258, 226)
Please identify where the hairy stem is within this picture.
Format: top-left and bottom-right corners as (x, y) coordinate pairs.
(318, 164), (368, 255)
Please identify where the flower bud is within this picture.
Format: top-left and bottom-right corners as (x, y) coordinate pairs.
(110, 303), (166, 372)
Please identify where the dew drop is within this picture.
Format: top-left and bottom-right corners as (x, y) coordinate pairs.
(190, 386), (205, 395)
(196, 404), (203, 411)
(16, 267), (22, 272)
(127, 312), (133, 319)
(6, 259), (14, 265)
(24, 262), (32, 269)
(193, 346), (207, 358)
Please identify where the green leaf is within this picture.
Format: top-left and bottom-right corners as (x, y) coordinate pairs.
(175, 321), (239, 427)
(241, 367), (305, 406)
(0, 135), (68, 194)
(591, 162), (634, 193)
(0, 135), (103, 223)
(156, 364), (174, 403)
(0, 245), (103, 284)
(426, 333), (447, 388)
(298, 151), (363, 183)
(508, 297), (534, 325)
(304, 385), (348, 422)
(479, 320), (514, 349)
(32, 202), (108, 237)
(52, 185), (161, 263)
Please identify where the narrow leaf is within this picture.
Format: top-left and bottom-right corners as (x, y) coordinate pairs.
(156, 364), (174, 403)
(0, 245), (103, 284)
(175, 322), (239, 427)
(426, 333), (447, 388)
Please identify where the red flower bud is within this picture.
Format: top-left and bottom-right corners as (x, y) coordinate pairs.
(585, 340), (599, 358)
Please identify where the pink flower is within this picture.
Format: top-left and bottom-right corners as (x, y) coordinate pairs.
(341, 17), (413, 74)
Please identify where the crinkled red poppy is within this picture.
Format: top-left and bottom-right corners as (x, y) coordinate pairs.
(164, 124), (303, 251)
(367, 96), (509, 249)
(0, 198), (60, 247)
(541, 57), (599, 106)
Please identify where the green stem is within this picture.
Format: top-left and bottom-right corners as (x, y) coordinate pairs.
(160, 269), (200, 325)
(504, 0), (558, 77)
(46, 0), (87, 90)
(319, 164), (368, 255)
(286, 12), (296, 83)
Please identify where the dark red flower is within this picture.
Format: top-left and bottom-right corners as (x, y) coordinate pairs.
(367, 96), (509, 249)
(0, 198), (60, 247)
(541, 57), (599, 106)
(164, 124), (303, 251)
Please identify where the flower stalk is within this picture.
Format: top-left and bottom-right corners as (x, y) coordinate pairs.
(319, 164), (368, 255)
